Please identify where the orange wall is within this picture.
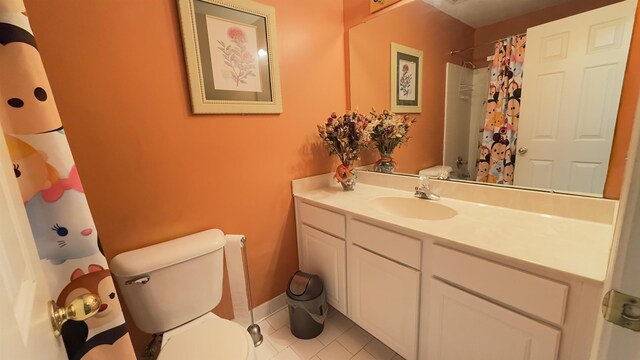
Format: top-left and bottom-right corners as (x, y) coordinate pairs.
(348, 0), (475, 173)
(606, 5), (640, 198)
(24, 0), (346, 352)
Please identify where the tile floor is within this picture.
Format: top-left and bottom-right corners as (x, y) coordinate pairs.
(246, 306), (406, 360)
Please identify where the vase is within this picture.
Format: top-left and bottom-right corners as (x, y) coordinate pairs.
(335, 161), (356, 191)
(375, 152), (396, 174)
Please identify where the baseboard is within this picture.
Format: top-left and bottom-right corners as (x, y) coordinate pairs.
(253, 292), (287, 323)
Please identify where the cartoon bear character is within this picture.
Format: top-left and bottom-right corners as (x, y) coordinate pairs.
(503, 163), (515, 184)
(57, 265), (133, 360)
(25, 165), (99, 264)
(476, 160), (490, 182)
(492, 111), (505, 128)
(5, 134), (58, 202)
(0, 23), (62, 134)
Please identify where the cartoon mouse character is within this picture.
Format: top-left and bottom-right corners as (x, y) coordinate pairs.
(507, 88), (522, 131)
(57, 265), (133, 360)
(0, 23), (62, 134)
(25, 165), (98, 264)
(490, 138), (509, 163)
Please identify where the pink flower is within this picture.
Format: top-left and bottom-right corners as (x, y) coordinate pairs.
(227, 27), (246, 42)
(402, 64), (409, 73)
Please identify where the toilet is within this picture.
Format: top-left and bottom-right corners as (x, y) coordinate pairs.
(109, 229), (255, 359)
(419, 165), (453, 179)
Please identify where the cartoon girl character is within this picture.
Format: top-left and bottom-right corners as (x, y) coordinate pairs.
(479, 145), (490, 162)
(5, 134), (58, 202)
(25, 165), (99, 264)
(507, 80), (519, 98)
(503, 163), (515, 185)
(0, 23), (62, 134)
(476, 160), (490, 182)
(57, 265), (134, 360)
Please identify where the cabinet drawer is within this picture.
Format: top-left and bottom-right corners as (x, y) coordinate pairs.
(350, 220), (421, 269)
(299, 202), (346, 239)
(432, 245), (568, 326)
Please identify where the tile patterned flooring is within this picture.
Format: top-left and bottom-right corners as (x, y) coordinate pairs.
(247, 306), (406, 360)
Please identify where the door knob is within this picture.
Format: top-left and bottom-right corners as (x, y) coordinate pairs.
(518, 147), (528, 155)
(49, 293), (101, 336)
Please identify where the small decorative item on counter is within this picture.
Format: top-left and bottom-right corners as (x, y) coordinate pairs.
(369, 108), (416, 173)
(318, 110), (372, 191)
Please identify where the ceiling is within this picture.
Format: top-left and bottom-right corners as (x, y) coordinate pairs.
(422, 0), (571, 28)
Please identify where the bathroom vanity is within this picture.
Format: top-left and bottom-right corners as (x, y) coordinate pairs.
(292, 172), (617, 360)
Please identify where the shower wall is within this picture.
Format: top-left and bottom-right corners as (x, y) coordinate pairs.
(443, 63), (488, 179)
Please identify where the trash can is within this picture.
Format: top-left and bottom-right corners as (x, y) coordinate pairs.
(286, 271), (327, 339)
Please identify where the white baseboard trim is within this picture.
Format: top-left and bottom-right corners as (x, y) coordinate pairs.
(253, 292), (287, 323)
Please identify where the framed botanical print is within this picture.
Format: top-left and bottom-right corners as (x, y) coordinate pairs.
(390, 42), (423, 113)
(177, 0), (282, 114)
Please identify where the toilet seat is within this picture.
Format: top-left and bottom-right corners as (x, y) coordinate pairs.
(158, 313), (255, 360)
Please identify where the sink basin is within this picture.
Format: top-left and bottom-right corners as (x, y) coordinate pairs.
(370, 197), (457, 220)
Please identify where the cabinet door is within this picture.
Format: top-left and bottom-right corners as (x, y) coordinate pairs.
(427, 278), (561, 360)
(348, 244), (420, 360)
(299, 225), (347, 313)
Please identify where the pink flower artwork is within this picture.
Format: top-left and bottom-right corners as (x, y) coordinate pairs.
(216, 26), (257, 87)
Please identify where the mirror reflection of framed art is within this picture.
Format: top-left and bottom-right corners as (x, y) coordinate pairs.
(391, 42), (422, 114)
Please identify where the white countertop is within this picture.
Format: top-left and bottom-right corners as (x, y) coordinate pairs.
(293, 183), (614, 282)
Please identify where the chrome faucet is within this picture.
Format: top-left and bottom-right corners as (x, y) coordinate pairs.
(414, 176), (440, 201)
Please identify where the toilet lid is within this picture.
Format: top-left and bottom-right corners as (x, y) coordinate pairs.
(158, 317), (253, 360)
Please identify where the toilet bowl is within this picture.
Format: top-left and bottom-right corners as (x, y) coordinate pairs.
(158, 313), (254, 359)
(109, 229), (255, 360)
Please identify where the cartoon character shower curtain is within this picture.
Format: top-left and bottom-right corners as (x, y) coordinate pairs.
(0, 3), (136, 359)
(476, 35), (526, 185)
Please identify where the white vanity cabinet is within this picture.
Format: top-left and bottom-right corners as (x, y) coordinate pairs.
(427, 246), (565, 360)
(297, 202), (347, 313)
(293, 193), (603, 360)
(348, 220), (421, 360)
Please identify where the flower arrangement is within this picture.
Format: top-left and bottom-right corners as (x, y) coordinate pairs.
(369, 108), (416, 173)
(318, 110), (371, 190)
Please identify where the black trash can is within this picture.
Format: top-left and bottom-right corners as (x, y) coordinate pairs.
(286, 271), (327, 339)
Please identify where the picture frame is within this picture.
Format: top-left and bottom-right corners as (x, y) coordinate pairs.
(390, 42), (423, 113)
(177, 0), (282, 114)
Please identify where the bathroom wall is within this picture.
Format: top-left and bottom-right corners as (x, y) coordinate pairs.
(472, 0), (622, 64)
(348, 0), (475, 173)
(23, 0), (347, 352)
(607, 4), (640, 198)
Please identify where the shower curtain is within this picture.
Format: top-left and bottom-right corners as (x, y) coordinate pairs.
(476, 35), (526, 185)
(0, 3), (136, 359)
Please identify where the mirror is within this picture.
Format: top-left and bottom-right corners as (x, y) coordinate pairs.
(348, 0), (637, 197)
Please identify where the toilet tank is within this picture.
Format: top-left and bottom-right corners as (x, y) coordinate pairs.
(110, 229), (226, 334)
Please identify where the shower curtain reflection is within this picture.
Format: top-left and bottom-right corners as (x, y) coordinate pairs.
(476, 35), (526, 185)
